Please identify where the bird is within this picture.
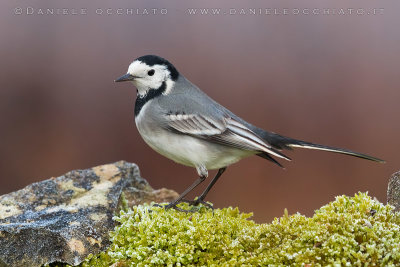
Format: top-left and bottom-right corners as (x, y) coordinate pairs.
(115, 55), (384, 212)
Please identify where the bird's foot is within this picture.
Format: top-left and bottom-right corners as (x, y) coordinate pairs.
(181, 198), (214, 210)
(153, 197), (213, 212)
(153, 201), (196, 213)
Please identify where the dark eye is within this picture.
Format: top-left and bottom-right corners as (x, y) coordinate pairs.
(148, 69), (155, 76)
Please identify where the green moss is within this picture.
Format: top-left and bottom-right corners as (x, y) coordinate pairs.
(80, 193), (400, 266)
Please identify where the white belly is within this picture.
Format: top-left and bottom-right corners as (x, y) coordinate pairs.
(140, 129), (253, 169)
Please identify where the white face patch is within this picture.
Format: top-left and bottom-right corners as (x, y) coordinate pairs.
(163, 79), (175, 96)
(126, 60), (175, 96)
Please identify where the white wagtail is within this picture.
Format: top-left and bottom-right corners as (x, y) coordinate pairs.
(115, 55), (384, 212)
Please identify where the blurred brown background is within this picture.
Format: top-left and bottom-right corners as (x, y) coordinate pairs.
(0, 0), (399, 222)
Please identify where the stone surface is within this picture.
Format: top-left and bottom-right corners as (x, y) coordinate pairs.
(387, 171), (400, 212)
(0, 161), (178, 267)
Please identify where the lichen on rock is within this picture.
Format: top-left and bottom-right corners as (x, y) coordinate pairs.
(80, 193), (400, 267)
(0, 161), (178, 267)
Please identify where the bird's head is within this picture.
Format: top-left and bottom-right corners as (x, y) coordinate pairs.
(115, 55), (179, 97)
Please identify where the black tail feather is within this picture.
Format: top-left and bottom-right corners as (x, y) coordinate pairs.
(287, 140), (385, 163)
(256, 130), (385, 163)
(257, 152), (285, 168)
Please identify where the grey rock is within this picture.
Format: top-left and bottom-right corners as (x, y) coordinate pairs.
(0, 161), (178, 267)
(387, 171), (400, 212)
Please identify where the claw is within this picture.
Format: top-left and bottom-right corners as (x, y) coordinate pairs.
(196, 199), (214, 210)
(153, 201), (196, 213)
(154, 197), (214, 213)
(166, 202), (197, 213)
(183, 198), (214, 210)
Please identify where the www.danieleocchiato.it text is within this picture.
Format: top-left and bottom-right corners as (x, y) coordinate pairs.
(186, 8), (384, 16)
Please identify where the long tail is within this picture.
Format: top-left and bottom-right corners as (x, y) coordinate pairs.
(256, 131), (385, 167)
(286, 139), (385, 163)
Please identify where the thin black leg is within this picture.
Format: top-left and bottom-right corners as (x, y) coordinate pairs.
(156, 167), (227, 212)
(197, 167), (227, 202)
(162, 175), (207, 212)
(181, 167), (227, 210)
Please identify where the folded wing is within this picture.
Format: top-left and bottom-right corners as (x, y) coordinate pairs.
(164, 113), (290, 161)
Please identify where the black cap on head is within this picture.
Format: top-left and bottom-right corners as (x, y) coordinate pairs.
(136, 55), (179, 81)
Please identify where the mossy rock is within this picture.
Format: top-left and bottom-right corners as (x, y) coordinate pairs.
(76, 192), (400, 266)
